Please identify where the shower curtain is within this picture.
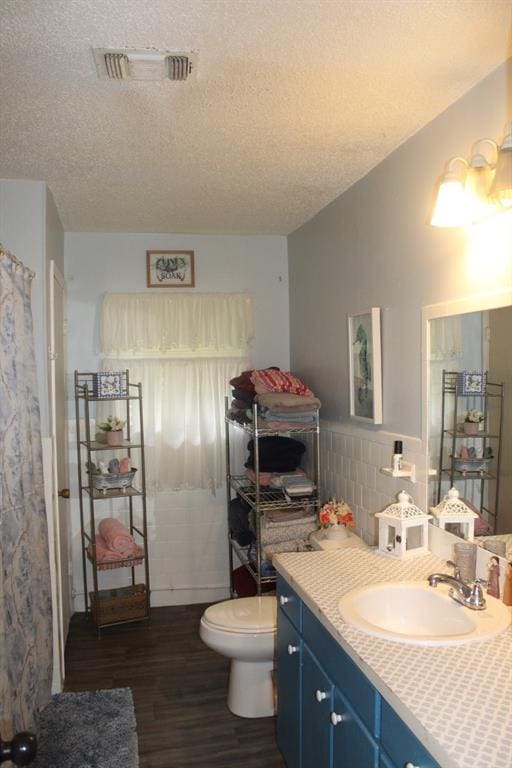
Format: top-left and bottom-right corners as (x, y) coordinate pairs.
(0, 245), (52, 738)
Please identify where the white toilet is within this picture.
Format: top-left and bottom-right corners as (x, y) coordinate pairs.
(199, 595), (277, 718)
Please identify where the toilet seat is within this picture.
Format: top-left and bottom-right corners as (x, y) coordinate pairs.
(203, 596), (276, 634)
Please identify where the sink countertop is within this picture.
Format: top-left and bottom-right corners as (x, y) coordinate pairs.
(274, 547), (512, 768)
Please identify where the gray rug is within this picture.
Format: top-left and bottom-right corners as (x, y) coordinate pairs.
(33, 688), (139, 768)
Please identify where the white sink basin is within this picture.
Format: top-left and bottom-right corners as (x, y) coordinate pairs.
(337, 581), (511, 646)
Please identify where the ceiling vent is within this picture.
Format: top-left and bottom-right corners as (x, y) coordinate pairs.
(93, 48), (198, 81)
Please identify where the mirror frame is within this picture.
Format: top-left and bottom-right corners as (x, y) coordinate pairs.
(421, 288), (512, 513)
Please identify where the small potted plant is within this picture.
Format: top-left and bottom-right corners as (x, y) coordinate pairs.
(318, 498), (356, 540)
(463, 409), (484, 435)
(97, 415), (126, 446)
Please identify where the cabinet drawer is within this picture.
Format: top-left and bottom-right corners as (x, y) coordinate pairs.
(276, 573), (302, 631)
(380, 700), (440, 768)
(303, 604), (377, 736)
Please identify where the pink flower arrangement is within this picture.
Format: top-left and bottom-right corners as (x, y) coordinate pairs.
(318, 499), (356, 529)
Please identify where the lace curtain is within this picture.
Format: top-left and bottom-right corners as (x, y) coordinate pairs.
(100, 293), (252, 491)
(0, 246), (52, 737)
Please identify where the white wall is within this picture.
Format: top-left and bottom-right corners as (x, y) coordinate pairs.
(64, 232), (289, 608)
(289, 58), (512, 434)
(288, 58), (512, 542)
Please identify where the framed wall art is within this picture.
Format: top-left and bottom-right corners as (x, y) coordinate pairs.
(146, 250), (195, 288)
(456, 370), (487, 395)
(347, 307), (383, 424)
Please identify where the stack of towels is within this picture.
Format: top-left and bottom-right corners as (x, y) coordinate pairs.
(260, 509), (317, 560)
(228, 369), (257, 424)
(88, 518), (144, 571)
(251, 369), (321, 428)
(227, 367), (321, 426)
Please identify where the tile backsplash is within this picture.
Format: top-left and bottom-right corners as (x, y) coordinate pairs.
(319, 420), (428, 546)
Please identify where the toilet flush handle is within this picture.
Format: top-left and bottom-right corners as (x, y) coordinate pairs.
(287, 644), (299, 656)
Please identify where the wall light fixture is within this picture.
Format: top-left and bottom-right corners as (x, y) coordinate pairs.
(430, 124), (512, 228)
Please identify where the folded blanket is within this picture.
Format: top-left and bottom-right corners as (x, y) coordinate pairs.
(98, 518), (136, 557)
(232, 387), (255, 404)
(268, 470), (305, 488)
(88, 534), (144, 570)
(245, 468), (306, 488)
(245, 435), (306, 473)
(251, 369), (313, 396)
(259, 519), (318, 546)
(260, 409), (317, 423)
(245, 468), (277, 486)
(230, 370), (256, 392)
(256, 392), (322, 409)
(259, 420), (318, 431)
(264, 506), (313, 523)
(264, 538), (312, 558)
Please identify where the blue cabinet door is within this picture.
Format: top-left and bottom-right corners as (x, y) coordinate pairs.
(331, 689), (379, 768)
(277, 609), (302, 768)
(378, 751), (396, 768)
(302, 645), (333, 768)
(380, 700), (441, 768)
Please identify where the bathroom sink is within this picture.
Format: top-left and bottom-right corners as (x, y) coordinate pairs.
(337, 581), (511, 646)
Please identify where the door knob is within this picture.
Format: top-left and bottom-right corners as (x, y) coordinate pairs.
(330, 712), (343, 726)
(315, 690), (327, 702)
(287, 644), (299, 655)
(58, 488), (70, 498)
(0, 731), (37, 765)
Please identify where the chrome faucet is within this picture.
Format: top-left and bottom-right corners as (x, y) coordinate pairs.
(427, 561), (487, 611)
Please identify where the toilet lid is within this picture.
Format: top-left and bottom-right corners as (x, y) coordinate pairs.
(204, 596), (277, 633)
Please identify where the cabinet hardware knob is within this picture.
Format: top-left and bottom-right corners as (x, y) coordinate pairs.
(330, 712), (343, 726)
(279, 595), (290, 605)
(315, 690), (327, 702)
(287, 644), (299, 655)
(0, 731), (37, 765)
(58, 488), (70, 498)
(404, 763), (420, 768)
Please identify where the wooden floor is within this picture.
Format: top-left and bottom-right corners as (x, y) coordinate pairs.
(65, 604), (286, 768)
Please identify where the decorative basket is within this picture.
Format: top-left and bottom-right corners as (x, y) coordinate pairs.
(89, 584), (147, 626)
(89, 469), (137, 493)
(453, 458), (491, 474)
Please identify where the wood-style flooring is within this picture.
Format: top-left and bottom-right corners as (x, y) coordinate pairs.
(65, 604), (286, 768)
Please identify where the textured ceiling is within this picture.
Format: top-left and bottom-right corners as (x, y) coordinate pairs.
(0, 0), (510, 234)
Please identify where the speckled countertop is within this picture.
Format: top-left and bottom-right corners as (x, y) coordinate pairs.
(274, 548), (512, 768)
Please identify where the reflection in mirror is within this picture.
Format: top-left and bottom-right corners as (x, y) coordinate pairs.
(429, 306), (512, 551)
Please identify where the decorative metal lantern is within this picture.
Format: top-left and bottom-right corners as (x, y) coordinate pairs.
(430, 487), (478, 541)
(375, 491), (432, 559)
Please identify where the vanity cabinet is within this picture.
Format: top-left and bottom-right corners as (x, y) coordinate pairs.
(277, 610), (302, 768)
(276, 574), (441, 768)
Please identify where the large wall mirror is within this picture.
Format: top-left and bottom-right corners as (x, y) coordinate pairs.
(424, 290), (512, 555)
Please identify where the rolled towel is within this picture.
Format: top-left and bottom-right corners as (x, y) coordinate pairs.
(89, 534), (144, 570)
(98, 518), (136, 557)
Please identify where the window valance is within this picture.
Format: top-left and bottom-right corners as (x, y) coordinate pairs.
(101, 292), (253, 358)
